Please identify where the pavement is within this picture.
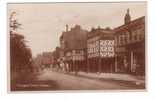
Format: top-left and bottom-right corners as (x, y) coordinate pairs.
(36, 69), (145, 90)
(68, 71), (145, 85)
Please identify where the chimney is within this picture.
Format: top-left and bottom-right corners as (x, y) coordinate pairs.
(124, 8), (131, 24)
(66, 24), (69, 32)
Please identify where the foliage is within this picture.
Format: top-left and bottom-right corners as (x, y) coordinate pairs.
(10, 32), (32, 73)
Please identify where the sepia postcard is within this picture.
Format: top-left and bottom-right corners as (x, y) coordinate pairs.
(8, 2), (147, 92)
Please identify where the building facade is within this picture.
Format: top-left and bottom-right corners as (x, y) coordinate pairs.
(87, 27), (115, 73)
(114, 9), (145, 75)
(59, 25), (88, 72)
(54, 9), (145, 75)
(33, 52), (53, 70)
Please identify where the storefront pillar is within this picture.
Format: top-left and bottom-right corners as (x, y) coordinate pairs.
(73, 60), (75, 72)
(131, 51), (134, 72)
(115, 54), (118, 73)
(87, 59), (90, 73)
(98, 57), (101, 73)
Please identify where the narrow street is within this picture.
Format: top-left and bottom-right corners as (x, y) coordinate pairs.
(36, 69), (144, 90)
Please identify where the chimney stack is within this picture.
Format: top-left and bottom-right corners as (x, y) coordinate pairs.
(66, 24), (69, 32)
(124, 8), (131, 24)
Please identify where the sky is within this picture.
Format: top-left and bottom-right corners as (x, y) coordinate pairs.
(8, 2), (146, 57)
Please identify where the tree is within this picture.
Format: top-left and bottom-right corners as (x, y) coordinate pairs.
(10, 33), (32, 73)
(10, 11), (33, 83)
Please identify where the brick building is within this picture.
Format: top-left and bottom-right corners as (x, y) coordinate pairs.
(55, 9), (145, 75)
(114, 9), (145, 75)
(59, 25), (88, 72)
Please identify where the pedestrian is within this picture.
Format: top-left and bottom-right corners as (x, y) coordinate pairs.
(123, 57), (129, 73)
(65, 62), (69, 73)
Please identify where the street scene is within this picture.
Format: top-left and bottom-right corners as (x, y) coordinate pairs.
(8, 2), (146, 91)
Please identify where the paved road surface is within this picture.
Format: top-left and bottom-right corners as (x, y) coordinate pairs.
(37, 69), (142, 90)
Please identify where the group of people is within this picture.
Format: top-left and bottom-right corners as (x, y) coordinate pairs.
(53, 58), (70, 73)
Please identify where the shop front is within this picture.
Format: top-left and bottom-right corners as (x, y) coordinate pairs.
(115, 41), (145, 75)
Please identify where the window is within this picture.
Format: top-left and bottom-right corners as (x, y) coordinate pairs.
(117, 36), (120, 45)
(118, 36), (121, 45)
(124, 34), (127, 44)
(126, 32), (130, 43)
(122, 34), (125, 44)
(139, 34), (144, 40)
(114, 37), (117, 46)
(75, 50), (81, 54)
(132, 30), (139, 42)
(120, 35), (123, 45)
(137, 29), (144, 41)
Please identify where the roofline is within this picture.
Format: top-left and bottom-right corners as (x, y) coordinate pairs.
(114, 16), (145, 31)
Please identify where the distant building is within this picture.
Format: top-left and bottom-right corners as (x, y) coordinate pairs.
(114, 9), (145, 75)
(41, 52), (53, 66)
(87, 27), (115, 73)
(53, 46), (61, 61)
(34, 52), (53, 69)
(59, 25), (88, 72)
